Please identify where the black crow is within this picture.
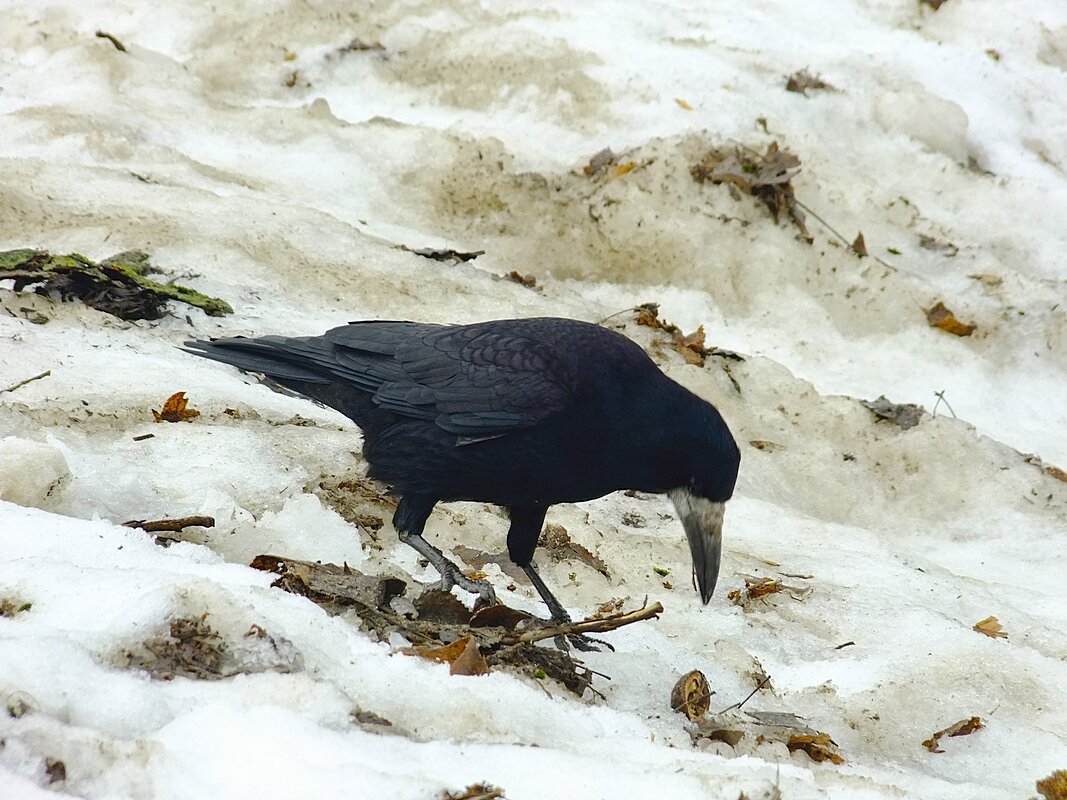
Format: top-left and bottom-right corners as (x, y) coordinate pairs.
(184, 317), (739, 642)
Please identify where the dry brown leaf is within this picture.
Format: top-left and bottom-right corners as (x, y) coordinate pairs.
(922, 716), (984, 753)
(728, 577), (784, 606)
(539, 522), (610, 578)
(671, 670), (713, 720)
(675, 97), (693, 110)
(925, 301), (976, 336)
(406, 635), (489, 676)
(439, 784), (505, 800)
(851, 232), (868, 257)
(973, 615), (1008, 639)
(1045, 465), (1067, 483)
(1037, 770), (1067, 800)
(152, 391), (200, 423)
(787, 732), (845, 764)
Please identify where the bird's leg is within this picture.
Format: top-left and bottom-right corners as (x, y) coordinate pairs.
(521, 563), (613, 653)
(506, 505), (611, 652)
(393, 495), (496, 606)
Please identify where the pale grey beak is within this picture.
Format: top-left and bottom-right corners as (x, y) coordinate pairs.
(668, 490), (725, 604)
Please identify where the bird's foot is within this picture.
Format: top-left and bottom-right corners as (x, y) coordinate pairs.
(436, 565), (497, 607)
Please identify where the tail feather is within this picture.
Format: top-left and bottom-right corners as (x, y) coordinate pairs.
(182, 338), (332, 384)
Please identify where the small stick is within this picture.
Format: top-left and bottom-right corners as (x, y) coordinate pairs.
(932, 390), (957, 419)
(508, 601), (663, 646)
(95, 31), (127, 52)
(0, 370), (51, 394)
(123, 516), (215, 533)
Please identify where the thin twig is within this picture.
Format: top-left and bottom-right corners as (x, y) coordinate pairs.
(95, 31), (127, 52)
(0, 370), (51, 394)
(595, 306), (640, 326)
(508, 602), (663, 646)
(932, 390), (957, 419)
(123, 516), (215, 533)
(715, 674), (772, 716)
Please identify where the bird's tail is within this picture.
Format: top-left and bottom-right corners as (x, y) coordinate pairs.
(182, 336), (332, 384)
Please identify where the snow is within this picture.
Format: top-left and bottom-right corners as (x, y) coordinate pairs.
(2, 0), (1066, 798)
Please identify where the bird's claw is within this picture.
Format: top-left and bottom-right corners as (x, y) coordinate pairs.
(554, 632), (613, 653)
(436, 565), (497, 606)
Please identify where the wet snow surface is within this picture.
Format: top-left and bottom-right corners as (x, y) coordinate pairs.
(2, 1), (1067, 798)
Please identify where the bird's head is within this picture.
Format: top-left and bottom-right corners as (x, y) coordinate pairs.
(668, 403), (740, 604)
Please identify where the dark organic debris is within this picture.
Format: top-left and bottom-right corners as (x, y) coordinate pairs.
(0, 249), (232, 320)
(0, 598), (32, 617)
(45, 757), (66, 786)
(851, 232), (868, 257)
(152, 391), (200, 423)
(785, 68), (834, 95)
(691, 143), (810, 240)
(453, 545), (528, 583)
(504, 270), (537, 289)
(920, 0), (949, 9)
(538, 522), (610, 578)
(925, 301), (976, 336)
(922, 716), (984, 753)
(124, 516), (215, 533)
(439, 784), (506, 800)
(338, 37), (385, 53)
(861, 396), (924, 430)
(250, 554), (659, 696)
(118, 613), (302, 680)
(402, 246), (485, 263)
(671, 670), (713, 720)
(583, 147), (617, 177)
(919, 234), (959, 257)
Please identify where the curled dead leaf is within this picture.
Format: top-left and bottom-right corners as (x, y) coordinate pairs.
(973, 615), (1008, 639)
(787, 732), (845, 764)
(922, 716), (984, 753)
(152, 391), (200, 423)
(925, 301), (976, 337)
(405, 635), (489, 676)
(671, 670), (713, 720)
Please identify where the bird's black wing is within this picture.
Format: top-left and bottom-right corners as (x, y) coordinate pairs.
(325, 322), (577, 441)
(185, 320), (578, 442)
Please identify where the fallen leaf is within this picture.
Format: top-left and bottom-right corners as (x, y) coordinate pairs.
(925, 301), (976, 336)
(407, 636), (489, 676)
(851, 232), (868, 257)
(469, 605), (533, 631)
(612, 161), (637, 177)
(504, 270), (537, 289)
(45, 758), (66, 785)
(920, 0), (949, 9)
(1037, 770), (1067, 800)
(787, 732), (845, 764)
(861, 395), (924, 430)
(973, 615), (1008, 639)
(691, 142), (810, 240)
(922, 716), (984, 753)
(414, 590), (473, 625)
(675, 97), (693, 110)
(152, 391), (200, 423)
(728, 576), (783, 606)
(671, 670), (713, 720)
(1045, 465), (1067, 483)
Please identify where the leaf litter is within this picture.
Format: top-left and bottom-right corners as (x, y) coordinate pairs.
(0, 249), (232, 320)
(922, 716), (984, 752)
(691, 142), (811, 240)
(973, 615), (1008, 639)
(248, 554), (662, 697)
(152, 391), (200, 423)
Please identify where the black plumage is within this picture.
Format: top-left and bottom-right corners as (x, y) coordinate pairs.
(184, 317), (739, 644)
